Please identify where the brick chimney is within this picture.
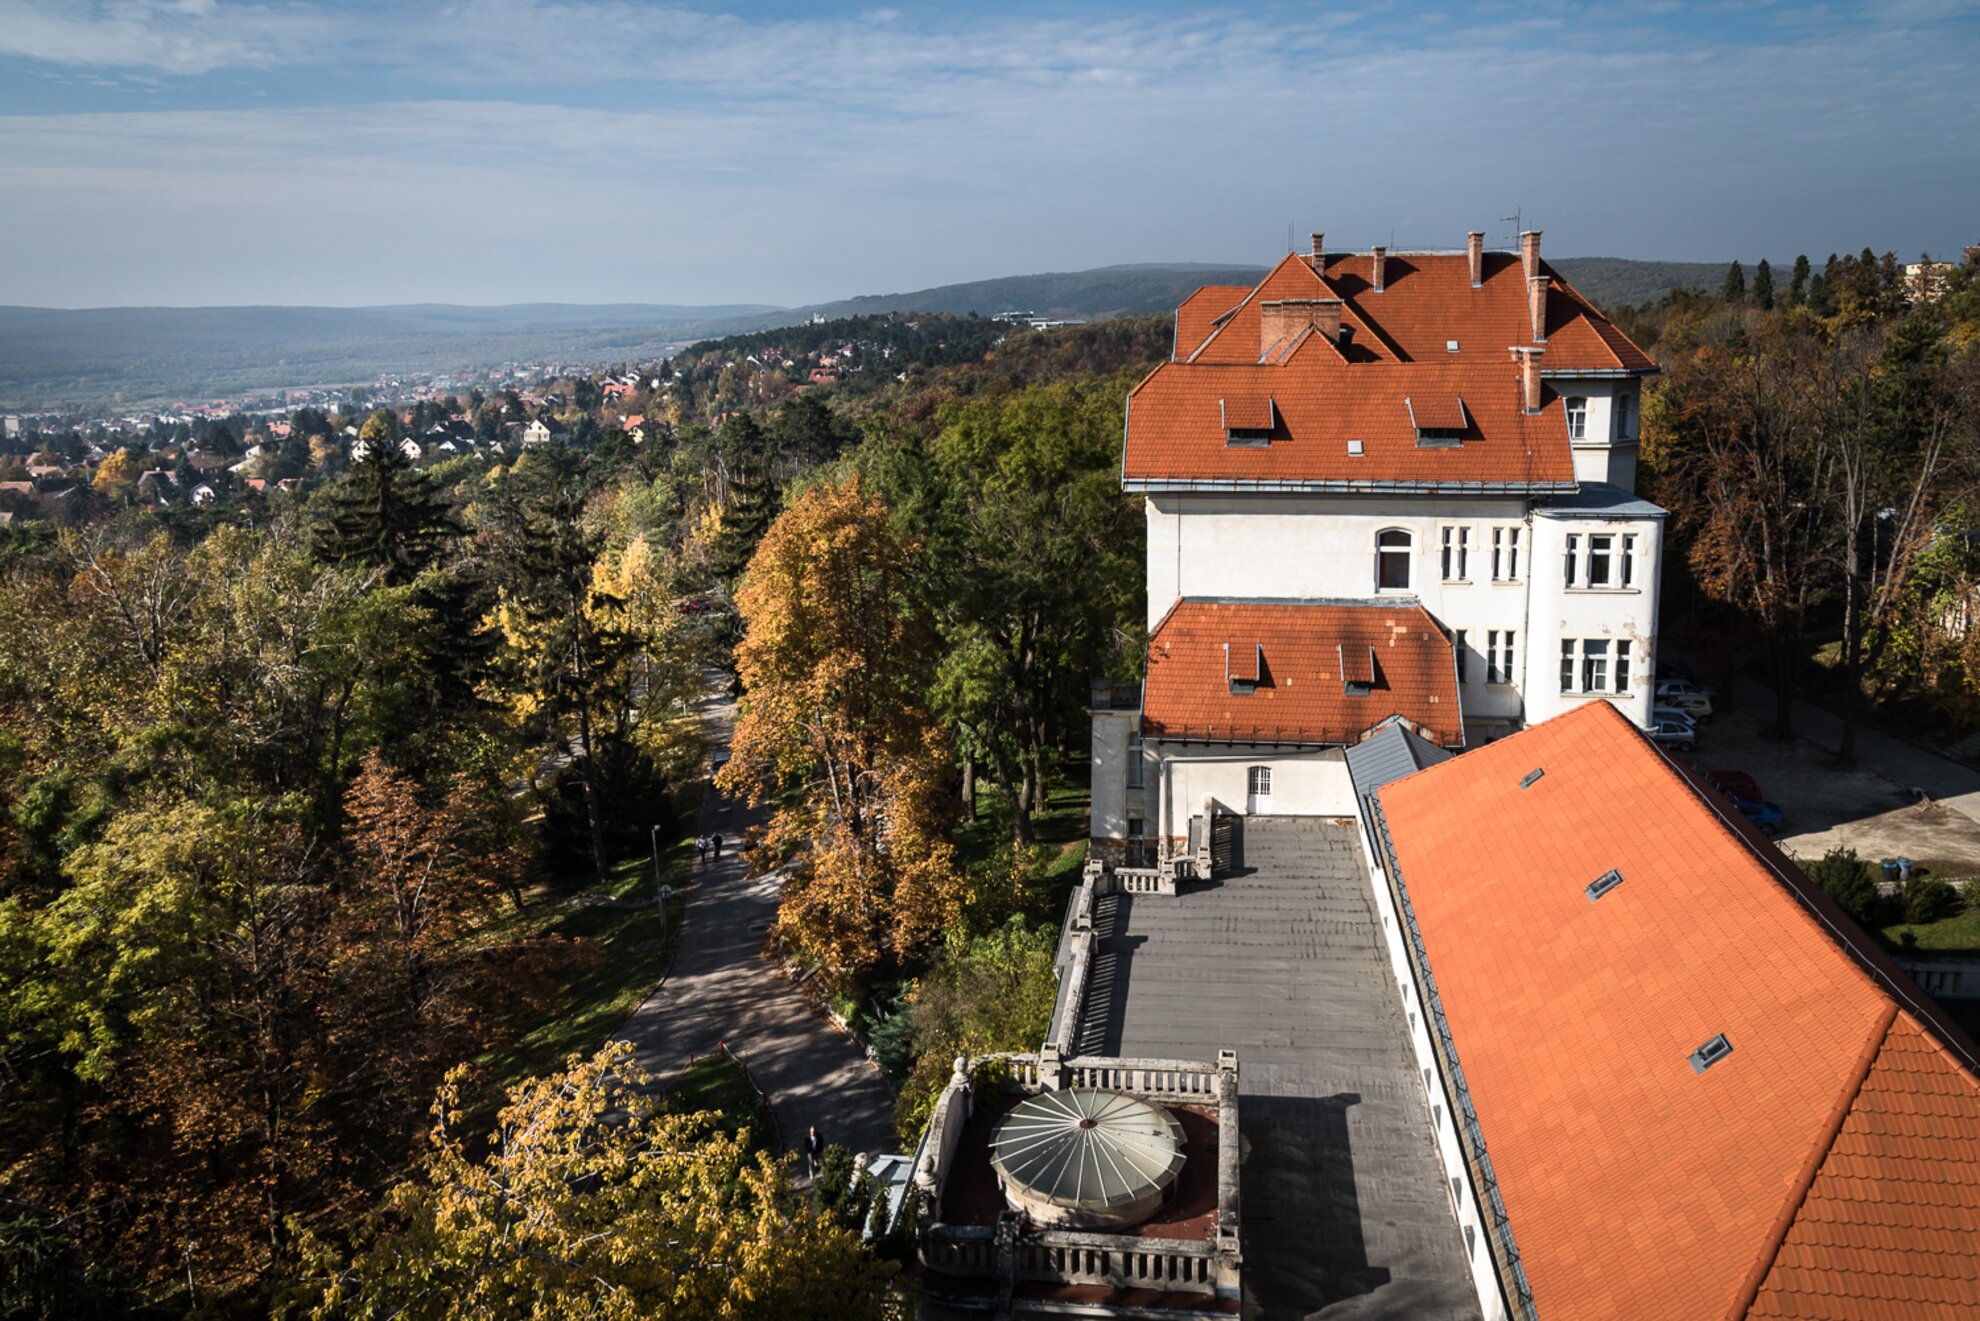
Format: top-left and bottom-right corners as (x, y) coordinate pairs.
(1468, 231), (1485, 287)
(1520, 230), (1543, 282)
(1371, 245), (1388, 293)
(1528, 276), (1549, 342)
(1308, 232), (1326, 275)
(1512, 345), (1545, 414)
(1259, 299), (1343, 358)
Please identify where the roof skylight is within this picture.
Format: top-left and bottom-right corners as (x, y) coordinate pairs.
(1519, 768), (1544, 789)
(1689, 1034), (1734, 1074)
(1585, 869), (1624, 902)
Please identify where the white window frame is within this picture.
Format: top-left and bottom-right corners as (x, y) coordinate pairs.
(1491, 525), (1521, 582)
(1622, 533), (1638, 588)
(1440, 525), (1470, 582)
(1487, 629), (1516, 685)
(1615, 392), (1635, 440)
(1565, 396), (1589, 442)
(1586, 533), (1615, 587)
(1560, 638), (1634, 695)
(1565, 529), (1642, 591)
(1375, 528), (1413, 592)
(1246, 765), (1273, 814)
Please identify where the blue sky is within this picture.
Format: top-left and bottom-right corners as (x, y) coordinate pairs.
(1, 0), (1976, 308)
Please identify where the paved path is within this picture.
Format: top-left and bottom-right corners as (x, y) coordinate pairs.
(617, 690), (897, 1163)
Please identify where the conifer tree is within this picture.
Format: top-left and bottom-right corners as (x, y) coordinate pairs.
(313, 410), (459, 584)
(1789, 254), (1811, 305)
(1721, 260), (1747, 304)
(1753, 258), (1775, 310)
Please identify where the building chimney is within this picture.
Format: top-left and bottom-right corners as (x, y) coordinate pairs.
(1468, 231), (1485, 287)
(1528, 276), (1549, 342)
(1520, 230), (1543, 282)
(1371, 245), (1388, 293)
(1258, 299), (1344, 358)
(1512, 346), (1545, 414)
(1311, 232), (1325, 260)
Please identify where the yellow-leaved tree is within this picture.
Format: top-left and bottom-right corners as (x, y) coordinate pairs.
(308, 1042), (889, 1320)
(717, 475), (966, 980)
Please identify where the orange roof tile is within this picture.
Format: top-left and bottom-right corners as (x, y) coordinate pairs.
(1131, 248), (1653, 489)
(1373, 701), (1980, 1319)
(1142, 599), (1461, 747)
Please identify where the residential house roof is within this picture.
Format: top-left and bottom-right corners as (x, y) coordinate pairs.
(1372, 700), (1980, 1319)
(1126, 245), (1655, 492)
(1141, 598), (1462, 747)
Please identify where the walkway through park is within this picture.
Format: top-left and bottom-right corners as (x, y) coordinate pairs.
(618, 687), (898, 1163)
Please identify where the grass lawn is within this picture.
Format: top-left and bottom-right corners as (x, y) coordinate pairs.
(1882, 903), (1980, 956)
(477, 782), (700, 1097)
(955, 756), (1092, 919)
(666, 1051), (780, 1152)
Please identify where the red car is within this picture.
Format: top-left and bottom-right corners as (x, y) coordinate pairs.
(1706, 770), (1762, 802)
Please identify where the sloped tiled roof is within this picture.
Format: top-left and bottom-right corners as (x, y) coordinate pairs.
(1373, 700), (1980, 1319)
(1142, 599), (1462, 747)
(1128, 246), (1654, 490)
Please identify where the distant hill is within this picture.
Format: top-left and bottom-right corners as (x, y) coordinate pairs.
(0, 257), (1739, 410)
(1552, 258), (1747, 310)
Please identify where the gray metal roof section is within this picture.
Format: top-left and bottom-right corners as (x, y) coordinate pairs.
(1533, 481), (1667, 520)
(1345, 718), (1455, 801)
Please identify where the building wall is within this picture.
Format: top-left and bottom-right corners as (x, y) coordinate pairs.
(1090, 710), (1139, 846)
(1153, 745), (1355, 844)
(1523, 511), (1664, 728)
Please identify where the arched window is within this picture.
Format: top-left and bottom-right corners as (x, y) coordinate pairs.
(1376, 528), (1413, 591)
(1247, 766), (1273, 814)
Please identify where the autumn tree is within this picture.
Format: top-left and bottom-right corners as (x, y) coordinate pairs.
(309, 1043), (890, 1320)
(719, 475), (966, 979)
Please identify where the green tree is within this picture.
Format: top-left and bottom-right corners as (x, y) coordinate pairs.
(312, 414), (460, 584)
(1721, 260), (1747, 304)
(1752, 258), (1775, 310)
(1802, 847), (1889, 928)
(309, 1043), (890, 1320)
(1789, 254), (1811, 306)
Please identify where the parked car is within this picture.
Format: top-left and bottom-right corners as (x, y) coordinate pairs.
(1653, 704), (1700, 730)
(1726, 794), (1784, 835)
(1659, 690), (1714, 721)
(1657, 678), (1713, 700)
(1651, 719), (1697, 752)
(1706, 770), (1763, 801)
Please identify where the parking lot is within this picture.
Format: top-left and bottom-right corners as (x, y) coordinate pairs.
(1664, 681), (1980, 875)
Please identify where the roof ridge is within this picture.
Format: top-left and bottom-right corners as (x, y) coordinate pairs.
(1185, 253), (1328, 364)
(1725, 1002), (1898, 1320)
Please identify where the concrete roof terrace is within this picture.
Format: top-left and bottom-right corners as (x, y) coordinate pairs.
(1076, 816), (1481, 1320)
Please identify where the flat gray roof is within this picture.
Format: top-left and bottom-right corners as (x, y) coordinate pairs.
(1078, 817), (1482, 1319)
(1533, 481), (1666, 520)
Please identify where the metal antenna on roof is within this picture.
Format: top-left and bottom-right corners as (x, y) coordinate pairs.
(1500, 208), (1521, 249)
(1287, 221), (1294, 254)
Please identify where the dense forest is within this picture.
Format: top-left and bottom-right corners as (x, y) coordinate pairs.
(0, 312), (1172, 1316)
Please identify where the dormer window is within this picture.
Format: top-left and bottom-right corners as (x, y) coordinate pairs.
(1407, 395), (1468, 448)
(1222, 396), (1276, 447)
(1226, 642), (1263, 694)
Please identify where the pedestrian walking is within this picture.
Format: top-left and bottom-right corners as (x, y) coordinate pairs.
(695, 835), (708, 865)
(712, 832), (724, 859)
(805, 1124), (824, 1181)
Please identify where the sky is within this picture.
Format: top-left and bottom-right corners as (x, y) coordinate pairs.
(0, 0), (1976, 309)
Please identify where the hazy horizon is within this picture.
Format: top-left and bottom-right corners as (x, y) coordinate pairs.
(2, 1), (1976, 309)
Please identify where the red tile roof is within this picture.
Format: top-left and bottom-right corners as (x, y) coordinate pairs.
(1142, 599), (1462, 747)
(1374, 701), (1980, 1319)
(1128, 248), (1654, 490)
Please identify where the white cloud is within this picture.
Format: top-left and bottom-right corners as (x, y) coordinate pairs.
(0, 0), (331, 73)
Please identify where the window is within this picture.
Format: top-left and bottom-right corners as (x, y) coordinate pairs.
(1565, 396), (1588, 441)
(1126, 730), (1144, 789)
(1615, 393), (1635, 439)
(1126, 817), (1147, 867)
(1560, 638), (1634, 694)
(1454, 629), (1468, 684)
(1487, 630), (1515, 685)
(1440, 525), (1470, 581)
(1689, 1033), (1734, 1074)
(1587, 534), (1616, 586)
(1621, 533), (1638, 588)
(1376, 528), (1412, 591)
(1563, 533), (1580, 587)
(1491, 525), (1521, 581)
(1246, 765), (1273, 814)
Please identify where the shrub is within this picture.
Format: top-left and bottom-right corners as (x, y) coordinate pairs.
(1801, 847), (1891, 928)
(1901, 874), (1964, 925)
